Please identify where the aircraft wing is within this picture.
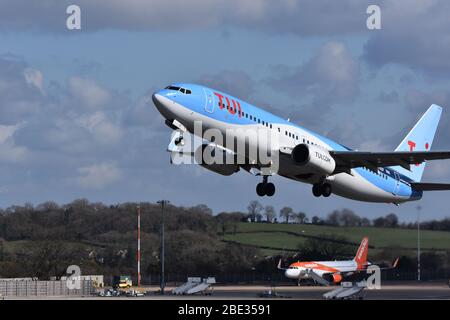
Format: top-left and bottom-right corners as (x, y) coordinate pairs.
(330, 150), (450, 172)
(410, 183), (450, 191)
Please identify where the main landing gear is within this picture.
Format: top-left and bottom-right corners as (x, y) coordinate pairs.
(256, 176), (275, 197)
(312, 182), (332, 197)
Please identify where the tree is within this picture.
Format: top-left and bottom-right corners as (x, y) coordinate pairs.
(373, 216), (386, 227)
(326, 210), (340, 226)
(298, 234), (352, 260)
(311, 216), (322, 225)
(247, 201), (263, 222)
(384, 213), (399, 228)
(340, 209), (361, 227)
(295, 212), (307, 224)
(326, 209), (361, 227)
(263, 206), (276, 223)
(361, 217), (371, 227)
(373, 214), (399, 228)
(279, 207), (294, 223)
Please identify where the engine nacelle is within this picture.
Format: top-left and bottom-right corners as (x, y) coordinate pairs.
(195, 144), (239, 176)
(323, 273), (343, 284)
(291, 144), (336, 175)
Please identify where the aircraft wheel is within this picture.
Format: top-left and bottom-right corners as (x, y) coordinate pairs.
(265, 183), (275, 197)
(256, 183), (266, 197)
(322, 183), (332, 197)
(312, 184), (322, 197)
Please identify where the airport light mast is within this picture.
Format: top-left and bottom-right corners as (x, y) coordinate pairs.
(137, 205), (141, 287)
(417, 205), (421, 281)
(157, 200), (169, 295)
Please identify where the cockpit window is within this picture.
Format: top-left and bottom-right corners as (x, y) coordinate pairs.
(165, 86), (181, 91)
(165, 86), (192, 94)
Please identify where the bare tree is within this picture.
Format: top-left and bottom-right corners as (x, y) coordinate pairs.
(296, 212), (307, 224)
(247, 201), (263, 222)
(264, 205), (276, 223)
(279, 207), (294, 223)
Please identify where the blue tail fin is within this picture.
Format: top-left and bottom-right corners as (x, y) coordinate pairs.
(394, 104), (442, 182)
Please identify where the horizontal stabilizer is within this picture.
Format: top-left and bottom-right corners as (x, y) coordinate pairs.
(331, 150), (450, 172)
(410, 182), (450, 191)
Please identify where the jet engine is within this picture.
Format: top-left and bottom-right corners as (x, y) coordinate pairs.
(323, 273), (343, 284)
(194, 144), (239, 176)
(291, 143), (336, 175)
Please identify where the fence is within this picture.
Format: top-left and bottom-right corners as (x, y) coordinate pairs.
(0, 280), (95, 297)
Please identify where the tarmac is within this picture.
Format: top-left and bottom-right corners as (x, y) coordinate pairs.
(3, 281), (450, 300)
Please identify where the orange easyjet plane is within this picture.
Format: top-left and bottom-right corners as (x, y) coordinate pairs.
(278, 237), (398, 286)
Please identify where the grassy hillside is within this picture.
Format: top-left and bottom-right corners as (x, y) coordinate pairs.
(222, 222), (450, 254)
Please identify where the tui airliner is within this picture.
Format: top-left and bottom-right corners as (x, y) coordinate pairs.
(152, 83), (450, 204)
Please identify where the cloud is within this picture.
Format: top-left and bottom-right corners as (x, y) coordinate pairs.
(68, 76), (111, 109)
(76, 111), (123, 145)
(0, 123), (27, 162)
(363, 0), (450, 75)
(377, 90), (399, 104)
(0, 0), (370, 36)
(23, 68), (44, 94)
(196, 70), (256, 100)
(0, 55), (147, 196)
(76, 162), (122, 189)
(0, 55), (44, 124)
(124, 88), (164, 128)
(268, 41), (360, 102)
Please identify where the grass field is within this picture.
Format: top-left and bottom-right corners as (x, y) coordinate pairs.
(222, 222), (450, 254)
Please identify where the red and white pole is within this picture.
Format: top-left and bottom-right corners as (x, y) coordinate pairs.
(137, 205), (141, 287)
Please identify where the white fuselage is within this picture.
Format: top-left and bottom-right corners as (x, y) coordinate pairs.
(153, 86), (421, 204)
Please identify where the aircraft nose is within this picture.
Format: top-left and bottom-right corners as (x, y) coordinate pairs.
(285, 269), (295, 279)
(152, 92), (164, 107)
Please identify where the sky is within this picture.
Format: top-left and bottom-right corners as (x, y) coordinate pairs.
(0, 0), (450, 221)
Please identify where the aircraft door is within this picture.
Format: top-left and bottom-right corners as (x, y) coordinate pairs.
(393, 172), (401, 195)
(204, 89), (215, 113)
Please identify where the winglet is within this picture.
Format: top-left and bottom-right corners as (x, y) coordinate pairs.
(277, 259), (287, 270)
(392, 257), (399, 269)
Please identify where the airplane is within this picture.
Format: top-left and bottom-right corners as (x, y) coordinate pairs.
(277, 237), (398, 286)
(152, 83), (450, 204)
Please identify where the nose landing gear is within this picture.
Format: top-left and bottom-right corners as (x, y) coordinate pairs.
(312, 182), (332, 197)
(256, 176), (275, 197)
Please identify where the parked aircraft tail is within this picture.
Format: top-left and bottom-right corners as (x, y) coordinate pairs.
(353, 237), (369, 270)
